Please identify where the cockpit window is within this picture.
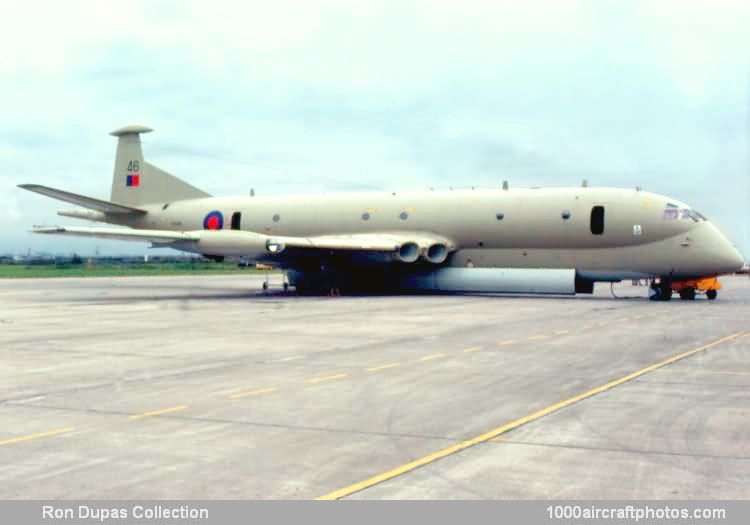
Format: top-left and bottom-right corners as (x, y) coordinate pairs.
(663, 204), (679, 220)
(681, 209), (699, 222)
(663, 204), (704, 222)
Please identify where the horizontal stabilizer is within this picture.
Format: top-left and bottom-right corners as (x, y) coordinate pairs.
(32, 226), (197, 244)
(19, 184), (146, 214)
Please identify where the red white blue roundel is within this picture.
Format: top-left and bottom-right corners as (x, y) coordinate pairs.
(203, 211), (224, 230)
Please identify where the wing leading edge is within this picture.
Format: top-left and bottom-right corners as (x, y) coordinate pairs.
(31, 226), (456, 264)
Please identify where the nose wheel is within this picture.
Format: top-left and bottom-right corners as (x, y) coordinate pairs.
(649, 279), (673, 301)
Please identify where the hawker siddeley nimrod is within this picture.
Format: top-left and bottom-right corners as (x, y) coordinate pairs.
(20, 125), (744, 300)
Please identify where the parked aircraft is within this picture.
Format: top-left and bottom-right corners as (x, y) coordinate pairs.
(20, 125), (744, 300)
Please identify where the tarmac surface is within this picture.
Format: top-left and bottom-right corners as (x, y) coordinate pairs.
(1, 274), (748, 499)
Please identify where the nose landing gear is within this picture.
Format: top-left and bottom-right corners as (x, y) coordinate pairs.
(649, 279), (673, 301)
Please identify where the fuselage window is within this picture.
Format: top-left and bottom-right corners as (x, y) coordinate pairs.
(561, 210), (571, 220)
(590, 206), (605, 235)
(496, 213), (504, 220)
(231, 212), (241, 230)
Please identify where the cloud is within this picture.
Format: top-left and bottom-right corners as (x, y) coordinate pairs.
(0, 0), (748, 256)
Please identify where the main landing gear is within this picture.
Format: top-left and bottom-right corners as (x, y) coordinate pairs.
(650, 277), (721, 301)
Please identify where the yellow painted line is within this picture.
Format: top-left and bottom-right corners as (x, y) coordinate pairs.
(307, 373), (348, 384)
(0, 427), (75, 447)
(129, 405), (189, 420)
(317, 331), (745, 500)
(527, 335), (548, 341)
(462, 346), (483, 353)
(228, 387), (277, 399)
(419, 353), (445, 362)
(633, 315), (645, 320)
(498, 340), (516, 346)
(597, 321), (609, 327)
(554, 330), (569, 335)
(367, 363), (401, 372)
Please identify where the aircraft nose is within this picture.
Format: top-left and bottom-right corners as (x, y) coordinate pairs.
(691, 220), (745, 275)
(723, 244), (745, 273)
(713, 229), (745, 274)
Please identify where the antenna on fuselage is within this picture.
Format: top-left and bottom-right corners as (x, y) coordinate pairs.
(581, 179), (588, 188)
(250, 188), (255, 197)
(502, 180), (509, 190)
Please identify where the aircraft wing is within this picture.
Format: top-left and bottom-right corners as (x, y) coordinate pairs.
(30, 227), (403, 250)
(19, 185), (147, 215)
(32, 226), (198, 244)
(266, 231), (455, 264)
(268, 233), (402, 252)
(31, 226), (455, 263)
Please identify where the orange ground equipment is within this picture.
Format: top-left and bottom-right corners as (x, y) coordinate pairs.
(672, 277), (722, 300)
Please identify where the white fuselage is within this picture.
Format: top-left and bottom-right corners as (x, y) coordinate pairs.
(117, 187), (743, 279)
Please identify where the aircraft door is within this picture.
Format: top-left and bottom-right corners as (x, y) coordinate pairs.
(231, 212), (241, 230)
(590, 205), (605, 235)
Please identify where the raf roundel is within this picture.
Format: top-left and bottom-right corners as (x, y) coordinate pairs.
(203, 211), (224, 230)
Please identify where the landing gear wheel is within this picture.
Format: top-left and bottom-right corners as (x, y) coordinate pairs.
(659, 281), (672, 301)
(679, 288), (696, 300)
(262, 281), (268, 291)
(283, 282), (289, 292)
(649, 280), (673, 302)
(649, 282), (662, 301)
(706, 289), (717, 300)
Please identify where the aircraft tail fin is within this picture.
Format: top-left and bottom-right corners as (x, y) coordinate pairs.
(109, 125), (211, 207)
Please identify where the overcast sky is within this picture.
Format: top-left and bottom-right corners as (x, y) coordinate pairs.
(1, 0), (748, 257)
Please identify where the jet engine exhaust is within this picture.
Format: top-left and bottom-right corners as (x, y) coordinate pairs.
(424, 243), (448, 264)
(397, 242), (420, 263)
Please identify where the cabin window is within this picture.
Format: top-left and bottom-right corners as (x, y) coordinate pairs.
(399, 211), (409, 221)
(561, 210), (571, 220)
(231, 212), (241, 230)
(496, 213), (504, 220)
(590, 206), (605, 235)
(272, 214), (280, 223)
(361, 212), (370, 221)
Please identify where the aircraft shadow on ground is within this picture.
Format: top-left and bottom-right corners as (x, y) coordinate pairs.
(55, 288), (649, 303)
